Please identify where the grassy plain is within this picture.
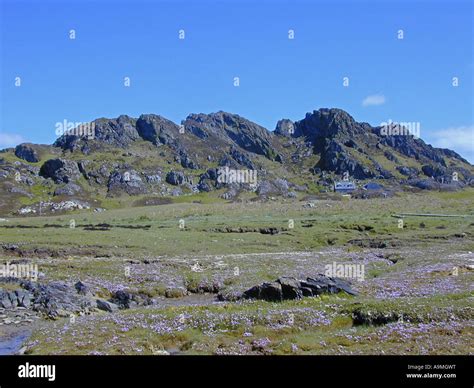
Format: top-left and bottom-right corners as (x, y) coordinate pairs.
(1, 189), (473, 354)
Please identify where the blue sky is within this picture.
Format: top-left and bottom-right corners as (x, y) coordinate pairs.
(1, 0), (473, 161)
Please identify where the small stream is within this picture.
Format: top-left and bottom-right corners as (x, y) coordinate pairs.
(0, 295), (220, 355)
(0, 330), (31, 355)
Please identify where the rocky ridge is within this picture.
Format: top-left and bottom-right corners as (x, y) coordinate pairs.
(1, 107), (473, 215)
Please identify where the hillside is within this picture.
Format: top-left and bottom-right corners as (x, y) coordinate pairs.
(1, 108), (472, 215)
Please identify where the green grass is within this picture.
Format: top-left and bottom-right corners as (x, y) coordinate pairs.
(2, 189), (473, 355)
(25, 292), (473, 355)
(1, 190), (473, 258)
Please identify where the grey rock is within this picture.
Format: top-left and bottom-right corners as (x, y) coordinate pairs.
(243, 282), (283, 302)
(275, 119), (298, 137)
(74, 281), (89, 295)
(0, 290), (14, 309)
(397, 166), (419, 177)
(183, 111), (279, 160)
(96, 299), (118, 313)
(302, 274), (357, 296)
(54, 183), (82, 196)
(243, 274), (357, 302)
(110, 290), (131, 309)
(136, 114), (180, 146)
(166, 171), (190, 186)
(422, 164), (448, 178)
(39, 159), (81, 183)
(145, 174), (162, 184)
(277, 277), (303, 300)
(15, 144), (40, 163)
(107, 170), (146, 195)
(54, 115), (139, 151)
(408, 178), (440, 190)
(179, 151), (200, 170)
(197, 180), (212, 192)
(229, 147), (255, 169)
(257, 179), (289, 197)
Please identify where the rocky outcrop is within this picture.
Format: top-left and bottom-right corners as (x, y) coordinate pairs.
(229, 147), (255, 169)
(257, 179), (291, 197)
(397, 166), (419, 177)
(422, 164), (447, 178)
(0, 278), (153, 318)
(39, 159), (81, 183)
(136, 114), (181, 147)
(96, 299), (118, 312)
(408, 178), (465, 191)
(274, 119), (298, 137)
(107, 170), (147, 196)
(293, 108), (368, 148)
(54, 115), (139, 151)
(242, 275), (357, 302)
(110, 290), (132, 309)
(274, 108), (472, 182)
(1, 279), (94, 318)
(2, 106), (472, 214)
(197, 169), (218, 192)
(183, 111), (281, 161)
(145, 173), (162, 184)
(316, 140), (374, 179)
(375, 129), (448, 166)
(165, 170), (191, 186)
(15, 144), (40, 163)
(0, 288), (32, 309)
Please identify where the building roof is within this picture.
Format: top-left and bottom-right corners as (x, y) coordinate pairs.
(334, 181), (356, 190)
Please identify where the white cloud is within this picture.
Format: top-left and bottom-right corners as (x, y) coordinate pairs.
(362, 94), (386, 107)
(428, 126), (474, 163)
(429, 126), (474, 150)
(0, 133), (25, 148)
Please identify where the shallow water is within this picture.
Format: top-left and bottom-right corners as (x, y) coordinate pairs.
(0, 330), (30, 355)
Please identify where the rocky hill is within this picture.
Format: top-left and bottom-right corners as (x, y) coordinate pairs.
(1, 108), (473, 215)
